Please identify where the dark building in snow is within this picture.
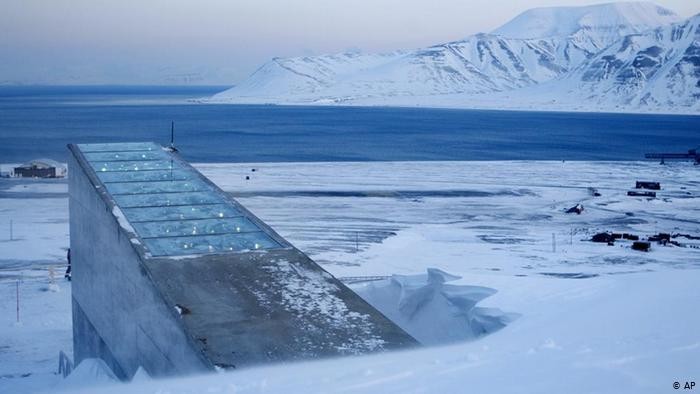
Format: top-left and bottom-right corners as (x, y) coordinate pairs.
(14, 159), (67, 178)
(68, 142), (416, 380)
(635, 181), (661, 190)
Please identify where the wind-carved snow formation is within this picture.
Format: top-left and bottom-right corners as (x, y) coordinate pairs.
(210, 2), (699, 113)
(350, 269), (518, 345)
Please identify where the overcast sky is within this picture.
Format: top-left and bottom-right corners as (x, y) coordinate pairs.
(1, 0), (698, 85)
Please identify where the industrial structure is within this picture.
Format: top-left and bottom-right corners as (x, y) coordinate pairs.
(645, 148), (700, 164)
(68, 142), (416, 380)
(14, 159), (67, 178)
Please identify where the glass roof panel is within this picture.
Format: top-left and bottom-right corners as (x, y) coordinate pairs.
(132, 217), (260, 238)
(104, 179), (212, 195)
(84, 150), (167, 162)
(90, 160), (176, 172)
(78, 142), (160, 152)
(95, 169), (193, 183)
(112, 191), (224, 208)
(77, 142), (282, 256)
(121, 204), (242, 222)
(143, 232), (281, 256)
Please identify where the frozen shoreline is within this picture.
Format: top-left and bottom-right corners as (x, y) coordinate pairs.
(201, 96), (700, 116)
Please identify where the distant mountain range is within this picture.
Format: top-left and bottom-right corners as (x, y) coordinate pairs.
(210, 2), (699, 114)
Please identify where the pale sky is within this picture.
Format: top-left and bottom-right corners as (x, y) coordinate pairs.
(1, 0), (698, 85)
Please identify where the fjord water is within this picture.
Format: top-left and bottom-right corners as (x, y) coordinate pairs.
(0, 86), (697, 163)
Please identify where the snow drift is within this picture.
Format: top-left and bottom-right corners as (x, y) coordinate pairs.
(350, 269), (517, 345)
(58, 359), (118, 389)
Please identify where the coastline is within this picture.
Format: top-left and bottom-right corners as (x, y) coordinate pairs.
(200, 96), (700, 117)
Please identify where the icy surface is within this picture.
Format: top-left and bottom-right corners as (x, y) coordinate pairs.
(1, 160), (699, 393)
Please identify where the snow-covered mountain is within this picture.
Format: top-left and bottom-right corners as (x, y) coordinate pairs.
(492, 1), (679, 41)
(210, 2), (698, 114)
(565, 13), (700, 110)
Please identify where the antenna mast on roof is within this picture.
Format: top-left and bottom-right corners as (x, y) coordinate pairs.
(167, 121), (179, 152)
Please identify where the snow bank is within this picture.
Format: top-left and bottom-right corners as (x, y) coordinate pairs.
(351, 268), (517, 345)
(130, 367), (150, 382)
(3, 160), (699, 393)
(66, 269), (700, 394)
(57, 359), (117, 390)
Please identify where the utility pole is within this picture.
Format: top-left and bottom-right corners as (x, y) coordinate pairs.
(10, 219), (13, 241)
(570, 228), (573, 245)
(552, 233), (556, 253)
(16, 280), (20, 323)
(355, 232), (359, 252)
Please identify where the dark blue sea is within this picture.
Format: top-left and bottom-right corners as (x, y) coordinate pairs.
(0, 86), (697, 163)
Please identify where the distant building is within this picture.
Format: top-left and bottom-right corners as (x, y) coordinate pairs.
(14, 159), (67, 178)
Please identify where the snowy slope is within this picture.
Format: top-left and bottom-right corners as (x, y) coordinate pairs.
(218, 34), (590, 101)
(209, 2), (699, 114)
(563, 13), (700, 111)
(66, 269), (700, 394)
(4, 160), (698, 393)
(492, 1), (680, 41)
(230, 52), (405, 99)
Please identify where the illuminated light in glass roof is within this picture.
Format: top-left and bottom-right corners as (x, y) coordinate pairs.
(90, 160), (176, 172)
(143, 232), (280, 256)
(77, 142), (282, 257)
(97, 169), (192, 183)
(122, 204), (241, 222)
(104, 179), (211, 195)
(132, 217), (260, 238)
(84, 150), (166, 162)
(78, 142), (159, 152)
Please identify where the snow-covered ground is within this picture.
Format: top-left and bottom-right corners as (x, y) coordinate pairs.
(1, 160), (699, 393)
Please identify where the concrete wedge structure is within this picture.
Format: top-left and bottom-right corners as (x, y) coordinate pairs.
(68, 142), (417, 379)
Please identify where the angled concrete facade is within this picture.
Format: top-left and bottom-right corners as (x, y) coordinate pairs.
(68, 142), (416, 379)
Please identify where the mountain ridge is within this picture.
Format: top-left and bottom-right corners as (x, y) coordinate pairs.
(492, 1), (680, 40)
(210, 2), (699, 114)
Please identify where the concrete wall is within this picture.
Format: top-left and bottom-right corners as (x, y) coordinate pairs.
(68, 151), (211, 379)
(68, 143), (417, 380)
(144, 248), (417, 369)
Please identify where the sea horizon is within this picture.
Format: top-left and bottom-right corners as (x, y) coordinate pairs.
(1, 85), (698, 164)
